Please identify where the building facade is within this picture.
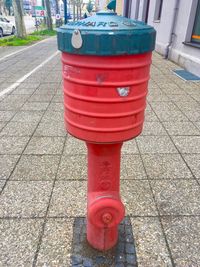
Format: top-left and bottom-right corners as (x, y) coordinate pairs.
(125, 0), (200, 76)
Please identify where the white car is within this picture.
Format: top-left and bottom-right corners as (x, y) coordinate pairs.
(0, 16), (15, 37)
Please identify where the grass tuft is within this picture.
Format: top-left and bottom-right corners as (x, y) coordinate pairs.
(0, 35), (41, 46)
(30, 29), (56, 36)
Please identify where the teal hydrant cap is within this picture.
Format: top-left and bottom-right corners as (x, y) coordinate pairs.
(57, 11), (156, 56)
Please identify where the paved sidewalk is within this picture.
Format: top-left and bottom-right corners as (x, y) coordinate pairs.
(0, 47), (200, 267)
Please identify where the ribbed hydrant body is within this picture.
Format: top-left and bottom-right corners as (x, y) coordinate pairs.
(57, 11), (156, 251)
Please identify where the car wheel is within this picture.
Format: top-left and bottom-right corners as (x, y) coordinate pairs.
(0, 28), (3, 38)
(11, 27), (15, 35)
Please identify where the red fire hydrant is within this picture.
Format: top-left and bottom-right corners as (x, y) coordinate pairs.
(57, 11), (156, 251)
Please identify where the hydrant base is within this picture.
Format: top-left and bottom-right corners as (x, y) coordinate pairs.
(87, 220), (118, 251)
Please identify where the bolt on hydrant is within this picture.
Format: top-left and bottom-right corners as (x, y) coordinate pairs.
(57, 10), (156, 251)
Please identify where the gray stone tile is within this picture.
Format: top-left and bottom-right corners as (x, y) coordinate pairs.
(161, 216), (200, 267)
(121, 180), (158, 216)
(0, 122), (6, 131)
(137, 136), (177, 154)
(172, 136), (200, 153)
(194, 121), (200, 131)
(24, 137), (65, 155)
(121, 139), (139, 154)
(48, 181), (87, 217)
(41, 110), (63, 123)
(0, 219), (43, 267)
(51, 94), (63, 102)
(47, 102), (64, 112)
(12, 87), (36, 95)
(20, 102), (49, 111)
(0, 155), (20, 179)
(35, 218), (73, 267)
(144, 104), (159, 122)
(34, 121), (66, 137)
(63, 137), (87, 155)
(0, 181), (53, 218)
(141, 121), (167, 135)
(147, 90), (170, 102)
(150, 102), (188, 122)
(176, 101), (200, 121)
(142, 154), (193, 179)
(0, 111), (16, 122)
(121, 154), (147, 179)
(182, 154), (200, 179)
(163, 121), (200, 135)
(11, 155), (60, 181)
(131, 217), (173, 267)
(0, 100), (24, 110)
(0, 121), (38, 136)
(27, 94), (54, 102)
(11, 111), (44, 123)
(15, 82), (40, 89)
(0, 180), (5, 191)
(57, 155), (87, 180)
(151, 180), (200, 215)
(0, 136), (29, 154)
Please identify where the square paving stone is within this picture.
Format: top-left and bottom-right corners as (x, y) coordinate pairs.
(182, 154), (200, 179)
(64, 137), (87, 155)
(121, 154), (147, 179)
(0, 181), (53, 218)
(51, 94), (63, 102)
(57, 155), (87, 180)
(34, 121), (66, 137)
(0, 218), (43, 267)
(172, 136), (200, 153)
(41, 110), (63, 123)
(0, 155), (20, 179)
(15, 82), (40, 89)
(0, 136), (29, 154)
(131, 217), (173, 267)
(11, 155), (60, 181)
(0, 100), (25, 111)
(0, 121), (38, 136)
(161, 216), (200, 267)
(0, 111), (16, 121)
(137, 136), (177, 154)
(48, 181), (87, 217)
(20, 102), (49, 111)
(0, 122), (6, 131)
(0, 180), (5, 192)
(144, 104), (159, 122)
(150, 180), (200, 215)
(47, 102), (64, 112)
(11, 111), (44, 123)
(27, 94), (54, 102)
(35, 218), (73, 267)
(121, 180), (158, 216)
(150, 102), (188, 122)
(24, 137), (65, 155)
(163, 121), (200, 136)
(12, 87), (36, 95)
(142, 154), (193, 179)
(141, 121), (167, 136)
(121, 139), (139, 154)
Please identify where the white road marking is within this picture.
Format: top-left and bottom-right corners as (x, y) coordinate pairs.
(0, 50), (60, 98)
(0, 37), (54, 62)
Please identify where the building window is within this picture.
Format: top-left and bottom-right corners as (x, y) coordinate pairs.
(191, 0), (200, 43)
(154, 0), (163, 21)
